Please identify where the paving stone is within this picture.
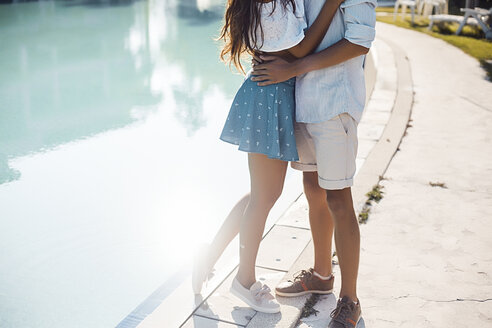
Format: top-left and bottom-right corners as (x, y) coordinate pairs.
(362, 295), (492, 328)
(358, 122), (386, 141)
(359, 181), (492, 303)
(194, 270), (257, 326)
(355, 158), (365, 177)
(195, 267), (284, 326)
(357, 139), (377, 159)
(372, 39), (397, 88)
(365, 97), (394, 113)
(298, 294), (366, 328)
(247, 242), (315, 328)
(182, 315), (242, 327)
(365, 49), (378, 103)
(363, 39), (397, 117)
(369, 89), (397, 103)
(136, 241), (241, 328)
(256, 225), (312, 272)
(136, 277), (199, 328)
(275, 194), (310, 230)
(360, 110), (391, 125)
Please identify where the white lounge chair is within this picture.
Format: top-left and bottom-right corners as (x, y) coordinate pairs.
(428, 14), (480, 29)
(393, 0), (419, 24)
(394, 0), (447, 25)
(428, 7), (492, 40)
(420, 0), (447, 16)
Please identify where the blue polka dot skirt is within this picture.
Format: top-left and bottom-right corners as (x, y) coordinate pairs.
(220, 76), (299, 161)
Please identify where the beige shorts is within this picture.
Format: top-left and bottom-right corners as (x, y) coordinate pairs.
(291, 113), (358, 190)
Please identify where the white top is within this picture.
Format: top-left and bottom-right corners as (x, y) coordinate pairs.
(252, 0), (307, 52)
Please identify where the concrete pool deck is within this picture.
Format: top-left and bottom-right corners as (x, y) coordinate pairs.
(135, 22), (492, 327)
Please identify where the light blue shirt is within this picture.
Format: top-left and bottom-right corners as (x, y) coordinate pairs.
(295, 0), (377, 123)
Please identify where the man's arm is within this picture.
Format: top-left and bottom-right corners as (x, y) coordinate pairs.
(252, 39), (368, 85)
(287, 0), (344, 59)
(251, 0), (376, 85)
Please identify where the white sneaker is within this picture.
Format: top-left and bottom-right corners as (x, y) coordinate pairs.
(192, 245), (214, 294)
(230, 278), (280, 313)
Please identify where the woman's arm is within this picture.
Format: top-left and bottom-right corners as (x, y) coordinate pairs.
(287, 0), (344, 58)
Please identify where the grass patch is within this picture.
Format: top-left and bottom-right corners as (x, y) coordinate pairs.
(299, 294), (321, 320)
(376, 6), (394, 13)
(376, 6), (463, 15)
(358, 184), (385, 224)
(376, 15), (492, 79)
(358, 208), (370, 224)
(366, 184), (385, 203)
(376, 6), (403, 14)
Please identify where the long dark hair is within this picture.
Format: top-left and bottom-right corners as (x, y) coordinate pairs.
(218, 0), (296, 73)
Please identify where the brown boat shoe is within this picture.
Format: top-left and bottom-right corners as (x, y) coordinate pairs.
(275, 268), (334, 297)
(328, 296), (361, 328)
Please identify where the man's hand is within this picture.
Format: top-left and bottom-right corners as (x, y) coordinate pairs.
(251, 55), (297, 86)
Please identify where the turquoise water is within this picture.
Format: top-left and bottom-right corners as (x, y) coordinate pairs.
(0, 0), (268, 327)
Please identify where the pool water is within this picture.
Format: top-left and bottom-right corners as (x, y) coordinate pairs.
(0, 0), (301, 327)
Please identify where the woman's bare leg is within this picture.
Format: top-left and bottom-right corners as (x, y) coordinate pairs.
(236, 153), (288, 288)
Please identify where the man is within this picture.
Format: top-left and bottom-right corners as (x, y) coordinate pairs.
(251, 0), (377, 326)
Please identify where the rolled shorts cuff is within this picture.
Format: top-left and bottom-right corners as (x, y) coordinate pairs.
(291, 161), (317, 172)
(318, 176), (354, 190)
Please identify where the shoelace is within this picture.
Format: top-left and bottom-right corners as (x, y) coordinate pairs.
(330, 300), (355, 323)
(253, 285), (272, 302)
(292, 269), (313, 282)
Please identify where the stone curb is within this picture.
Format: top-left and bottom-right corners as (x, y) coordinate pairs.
(352, 37), (414, 208)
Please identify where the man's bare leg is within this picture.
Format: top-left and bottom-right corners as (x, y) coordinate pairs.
(326, 187), (359, 302)
(303, 172), (334, 277)
(274, 172), (336, 297)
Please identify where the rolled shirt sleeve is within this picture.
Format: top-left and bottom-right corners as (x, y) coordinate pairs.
(341, 0), (377, 49)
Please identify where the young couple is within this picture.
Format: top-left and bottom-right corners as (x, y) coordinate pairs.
(193, 0), (376, 325)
